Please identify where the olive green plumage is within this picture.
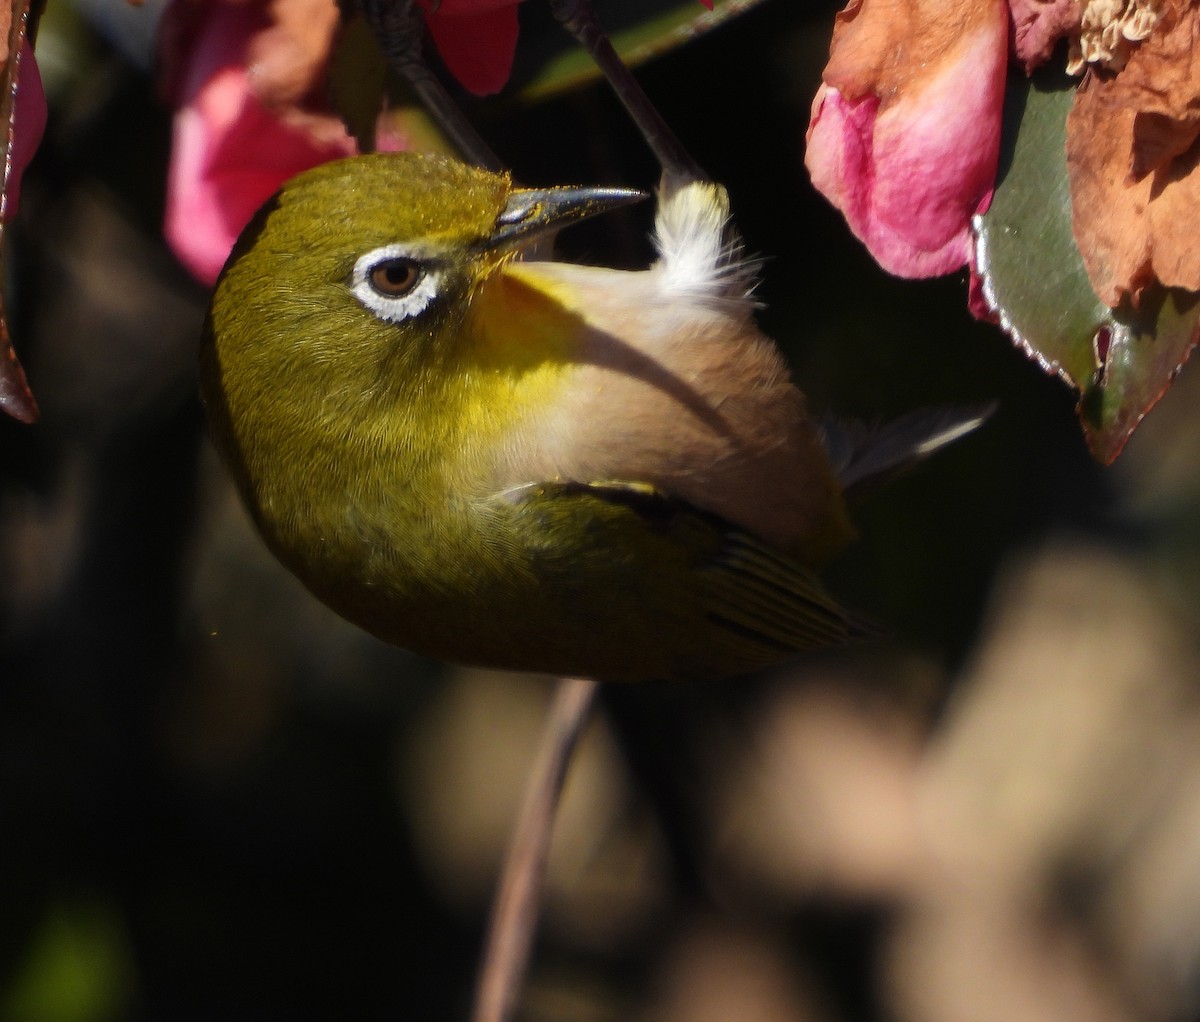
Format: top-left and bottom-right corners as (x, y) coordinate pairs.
(201, 151), (869, 681)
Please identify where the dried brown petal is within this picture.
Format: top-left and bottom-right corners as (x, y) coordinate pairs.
(823, 0), (997, 100)
(1068, 0), (1200, 304)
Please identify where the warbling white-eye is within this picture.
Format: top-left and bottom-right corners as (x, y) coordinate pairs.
(201, 152), (982, 682)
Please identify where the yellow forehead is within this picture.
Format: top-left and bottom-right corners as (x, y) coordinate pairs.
(251, 152), (514, 266)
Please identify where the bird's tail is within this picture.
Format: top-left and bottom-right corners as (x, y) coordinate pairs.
(821, 404), (995, 502)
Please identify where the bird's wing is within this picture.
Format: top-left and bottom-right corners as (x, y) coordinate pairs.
(496, 479), (867, 680)
(821, 404), (995, 501)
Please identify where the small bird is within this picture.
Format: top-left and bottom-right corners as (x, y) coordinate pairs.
(201, 152), (983, 681)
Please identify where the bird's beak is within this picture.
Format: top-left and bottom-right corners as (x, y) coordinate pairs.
(485, 185), (648, 252)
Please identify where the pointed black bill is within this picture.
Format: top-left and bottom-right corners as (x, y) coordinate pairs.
(486, 185), (647, 251)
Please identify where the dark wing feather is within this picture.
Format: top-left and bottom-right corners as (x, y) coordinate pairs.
(506, 480), (866, 680)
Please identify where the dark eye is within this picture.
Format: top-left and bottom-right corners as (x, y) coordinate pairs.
(368, 257), (422, 296)
(351, 246), (441, 323)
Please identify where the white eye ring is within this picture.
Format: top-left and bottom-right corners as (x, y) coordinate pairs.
(350, 244), (444, 324)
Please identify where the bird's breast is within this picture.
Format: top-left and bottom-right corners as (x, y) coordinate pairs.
(469, 260), (853, 561)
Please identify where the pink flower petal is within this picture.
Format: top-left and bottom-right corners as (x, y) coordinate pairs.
(163, 2), (357, 284)
(420, 0), (712, 92)
(167, 68), (356, 284)
(805, 0), (1007, 278)
(1009, 0), (1081, 73)
(6, 39), (46, 221)
(422, 3), (521, 96)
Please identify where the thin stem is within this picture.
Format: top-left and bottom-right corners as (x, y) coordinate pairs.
(470, 677), (599, 1022)
(548, 0), (706, 185)
(359, 0), (504, 172)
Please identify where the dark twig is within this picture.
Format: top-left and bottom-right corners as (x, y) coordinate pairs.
(359, 0), (504, 172)
(548, 0), (707, 185)
(471, 677), (599, 1022)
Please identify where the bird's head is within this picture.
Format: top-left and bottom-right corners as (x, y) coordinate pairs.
(203, 151), (645, 430)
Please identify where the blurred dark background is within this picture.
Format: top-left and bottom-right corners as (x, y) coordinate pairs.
(3, 2), (1199, 1021)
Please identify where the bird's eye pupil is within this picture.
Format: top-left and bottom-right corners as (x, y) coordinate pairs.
(369, 258), (420, 296)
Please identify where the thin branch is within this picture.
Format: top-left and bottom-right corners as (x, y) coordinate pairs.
(548, 0), (707, 186)
(471, 676), (599, 1022)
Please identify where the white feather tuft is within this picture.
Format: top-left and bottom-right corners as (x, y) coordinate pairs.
(651, 180), (761, 309)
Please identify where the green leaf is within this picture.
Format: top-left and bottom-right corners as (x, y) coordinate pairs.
(974, 66), (1200, 463)
(1080, 289), (1200, 464)
(513, 0), (771, 102)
